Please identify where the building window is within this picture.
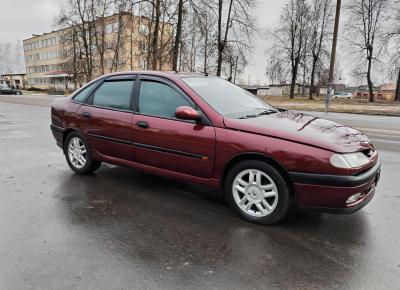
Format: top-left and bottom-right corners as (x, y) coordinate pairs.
(138, 58), (147, 70)
(139, 24), (149, 35)
(113, 22), (119, 33)
(105, 23), (113, 34)
(139, 42), (148, 52)
(106, 42), (114, 50)
(105, 22), (119, 34)
(106, 59), (113, 68)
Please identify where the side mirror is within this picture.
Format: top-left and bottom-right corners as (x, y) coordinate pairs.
(175, 106), (202, 121)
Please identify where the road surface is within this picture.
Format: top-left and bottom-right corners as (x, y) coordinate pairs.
(1, 95), (399, 289)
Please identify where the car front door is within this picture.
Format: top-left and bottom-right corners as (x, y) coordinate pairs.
(131, 76), (216, 179)
(76, 75), (136, 161)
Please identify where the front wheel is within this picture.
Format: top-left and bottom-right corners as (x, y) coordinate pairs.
(64, 132), (101, 174)
(225, 160), (291, 225)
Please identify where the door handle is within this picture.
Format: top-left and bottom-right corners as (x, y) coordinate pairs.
(136, 121), (149, 129)
(82, 112), (91, 118)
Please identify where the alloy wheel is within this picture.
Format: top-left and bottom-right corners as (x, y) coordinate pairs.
(232, 169), (279, 217)
(67, 137), (87, 169)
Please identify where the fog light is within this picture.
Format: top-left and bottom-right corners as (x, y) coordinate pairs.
(346, 193), (362, 205)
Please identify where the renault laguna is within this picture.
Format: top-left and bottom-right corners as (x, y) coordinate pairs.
(50, 71), (381, 224)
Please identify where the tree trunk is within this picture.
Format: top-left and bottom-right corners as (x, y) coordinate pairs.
(395, 67), (400, 101)
(203, 31), (208, 74)
(309, 57), (317, 99)
(216, 0), (223, 76)
(290, 65), (298, 99)
(367, 52), (374, 102)
(72, 31), (77, 91)
(172, 0), (183, 72)
(217, 45), (223, 76)
(216, 0), (234, 77)
(151, 0), (161, 70)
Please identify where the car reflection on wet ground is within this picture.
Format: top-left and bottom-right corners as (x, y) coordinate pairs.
(1, 99), (399, 289)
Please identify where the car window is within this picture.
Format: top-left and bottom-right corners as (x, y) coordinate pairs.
(182, 77), (275, 118)
(139, 80), (193, 119)
(73, 81), (99, 103)
(92, 80), (133, 111)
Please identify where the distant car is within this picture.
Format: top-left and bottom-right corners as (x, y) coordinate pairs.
(50, 71), (380, 225)
(333, 92), (353, 99)
(0, 83), (22, 95)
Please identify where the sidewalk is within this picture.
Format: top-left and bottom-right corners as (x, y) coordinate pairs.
(263, 96), (400, 116)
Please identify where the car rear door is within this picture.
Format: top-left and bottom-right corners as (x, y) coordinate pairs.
(131, 75), (216, 179)
(76, 75), (136, 161)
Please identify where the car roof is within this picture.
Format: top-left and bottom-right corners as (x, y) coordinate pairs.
(100, 70), (213, 80)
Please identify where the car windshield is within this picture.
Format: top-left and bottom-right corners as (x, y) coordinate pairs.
(182, 76), (276, 119)
(0, 84), (8, 88)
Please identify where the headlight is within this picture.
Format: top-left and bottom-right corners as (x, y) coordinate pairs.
(330, 152), (370, 169)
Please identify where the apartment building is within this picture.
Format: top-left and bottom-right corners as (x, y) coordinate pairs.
(23, 13), (173, 92)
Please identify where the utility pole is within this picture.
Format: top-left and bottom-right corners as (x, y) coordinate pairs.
(326, 0), (342, 112)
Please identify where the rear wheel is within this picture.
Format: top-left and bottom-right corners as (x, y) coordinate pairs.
(64, 132), (101, 174)
(225, 160), (291, 224)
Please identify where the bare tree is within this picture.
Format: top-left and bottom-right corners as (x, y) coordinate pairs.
(58, 0), (98, 82)
(308, 0), (334, 99)
(215, 0), (255, 77)
(386, 0), (400, 101)
(150, 0), (161, 69)
(172, 0), (184, 71)
(346, 0), (388, 102)
(198, 8), (218, 74)
(91, 0), (112, 75)
(271, 0), (310, 99)
(0, 43), (14, 74)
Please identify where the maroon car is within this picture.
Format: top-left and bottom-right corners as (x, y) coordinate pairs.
(50, 71), (381, 224)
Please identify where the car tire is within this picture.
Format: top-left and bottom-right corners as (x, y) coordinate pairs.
(225, 160), (291, 225)
(16, 91), (22, 95)
(64, 131), (101, 175)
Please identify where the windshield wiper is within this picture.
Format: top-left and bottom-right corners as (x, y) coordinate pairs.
(257, 109), (278, 116)
(238, 109), (278, 119)
(239, 114), (259, 119)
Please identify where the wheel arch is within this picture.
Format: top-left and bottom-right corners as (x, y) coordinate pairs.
(62, 128), (78, 151)
(221, 152), (294, 197)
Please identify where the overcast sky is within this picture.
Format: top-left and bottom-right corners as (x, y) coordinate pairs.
(1, 0), (368, 85)
(0, 0), (289, 83)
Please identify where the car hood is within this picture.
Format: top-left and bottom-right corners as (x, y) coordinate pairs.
(223, 111), (374, 153)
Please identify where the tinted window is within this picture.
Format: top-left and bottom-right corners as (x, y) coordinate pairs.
(182, 77), (276, 118)
(139, 80), (193, 119)
(92, 80), (133, 110)
(73, 81), (98, 103)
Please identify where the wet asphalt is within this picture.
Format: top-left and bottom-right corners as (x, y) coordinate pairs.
(0, 96), (400, 289)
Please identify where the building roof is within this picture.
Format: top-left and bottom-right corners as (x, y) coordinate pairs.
(379, 83), (396, 91)
(1, 73), (26, 76)
(44, 70), (71, 78)
(23, 13), (167, 42)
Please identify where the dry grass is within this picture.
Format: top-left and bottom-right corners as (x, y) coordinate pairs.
(263, 96), (400, 116)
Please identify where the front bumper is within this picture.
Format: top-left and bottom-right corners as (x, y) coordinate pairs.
(289, 159), (381, 213)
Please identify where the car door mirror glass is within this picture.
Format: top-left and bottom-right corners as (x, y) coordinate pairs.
(175, 106), (201, 121)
